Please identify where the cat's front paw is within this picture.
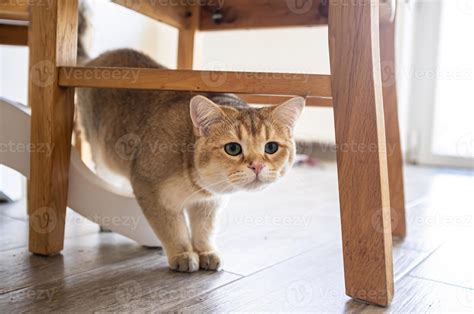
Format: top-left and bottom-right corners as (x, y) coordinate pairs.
(199, 251), (223, 271)
(169, 252), (199, 273)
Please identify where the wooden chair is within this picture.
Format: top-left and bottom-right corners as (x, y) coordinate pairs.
(0, 0), (406, 306)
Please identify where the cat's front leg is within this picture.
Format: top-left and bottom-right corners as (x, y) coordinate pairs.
(132, 177), (199, 272)
(187, 199), (223, 271)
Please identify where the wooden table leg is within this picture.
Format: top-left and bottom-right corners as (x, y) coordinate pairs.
(177, 5), (200, 69)
(380, 13), (406, 238)
(328, 0), (394, 306)
(28, 0), (78, 255)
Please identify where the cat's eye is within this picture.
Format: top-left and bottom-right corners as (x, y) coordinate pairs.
(224, 143), (242, 156)
(265, 142), (279, 154)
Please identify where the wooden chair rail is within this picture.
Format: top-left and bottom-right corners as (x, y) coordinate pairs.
(111, 0), (190, 29)
(239, 94), (332, 107)
(0, 1), (29, 21)
(58, 66), (332, 98)
(0, 23), (27, 45)
(112, 0), (329, 31)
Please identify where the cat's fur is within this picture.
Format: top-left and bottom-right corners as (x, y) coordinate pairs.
(77, 24), (304, 273)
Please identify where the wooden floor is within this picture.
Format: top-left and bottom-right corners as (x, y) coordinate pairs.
(0, 162), (473, 312)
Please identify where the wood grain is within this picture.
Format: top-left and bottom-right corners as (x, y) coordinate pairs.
(27, 0), (78, 255)
(1, 164), (472, 311)
(0, 24), (27, 46)
(111, 0), (190, 29)
(239, 94), (333, 107)
(58, 67), (332, 97)
(380, 18), (406, 237)
(199, 0), (328, 31)
(0, 0), (29, 21)
(177, 4), (199, 69)
(329, 0), (394, 306)
(360, 275), (474, 313)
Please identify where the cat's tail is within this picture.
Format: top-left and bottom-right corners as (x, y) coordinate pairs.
(77, 1), (89, 65)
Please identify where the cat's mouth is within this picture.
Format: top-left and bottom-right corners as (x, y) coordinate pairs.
(244, 178), (266, 190)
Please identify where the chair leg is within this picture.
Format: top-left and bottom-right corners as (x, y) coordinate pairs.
(177, 4), (199, 70)
(328, 0), (394, 307)
(28, 0), (78, 256)
(380, 17), (406, 237)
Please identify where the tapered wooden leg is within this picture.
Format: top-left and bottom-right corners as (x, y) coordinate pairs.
(28, 0), (78, 255)
(380, 12), (406, 237)
(329, 0), (394, 306)
(177, 5), (199, 69)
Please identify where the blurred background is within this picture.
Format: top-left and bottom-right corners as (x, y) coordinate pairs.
(1, 0), (472, 199)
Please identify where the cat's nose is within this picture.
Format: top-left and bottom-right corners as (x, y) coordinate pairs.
(248, 162), (265, 176)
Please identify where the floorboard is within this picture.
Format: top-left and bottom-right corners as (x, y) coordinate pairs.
(0, 162), (472, 312)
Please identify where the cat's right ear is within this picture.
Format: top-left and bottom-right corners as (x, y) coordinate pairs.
(190, 95), (225, 136)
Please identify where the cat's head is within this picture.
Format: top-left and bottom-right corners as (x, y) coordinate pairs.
(190, 95), (305, 194)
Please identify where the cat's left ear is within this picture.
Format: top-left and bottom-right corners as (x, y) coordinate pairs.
(272, 97), (305, 133)
(190, 95), (226, 136)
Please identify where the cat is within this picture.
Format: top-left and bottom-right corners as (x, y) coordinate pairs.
(76, 12), (305, 273)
